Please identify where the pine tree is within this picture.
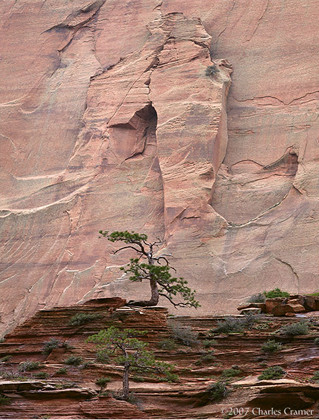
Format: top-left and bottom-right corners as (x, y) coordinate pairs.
(99, 230), (200, 308)
(88, 326), (178, 400)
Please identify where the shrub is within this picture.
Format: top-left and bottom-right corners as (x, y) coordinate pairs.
(68, 312), (102, 326)
(205, 65), (219, 77)
(205, 381), (228, 402)
(170, 324), (198, 347)
(243, 312), (260, 329)
(213, 318), (244, 334)
(156, 339), (177, 351)
(132, 375), (145, 382)
(0, 371), (27, 380)
(0, 355), (12, 363)
(264, 288), (289, 298)
(61, 342), (74, 351)
(42, 338), (61, 355)
(258, 366), (285, 380)
(311, 371), (319, 381)
(19, 361), (41, 372)
(96, 376), (111, 388)
(56, 368), (67, 375)
(155, 371), (180, 383)
(278, 322), (309, 336)
(254, 323), (270, 331)
(314, 338), (319, 346)
(34, 372), (48, 379)
(220, 367), (241, 379)
(0, 394), (10, 405)
(64, 356), (82, 366)
(247, 293), (265, 303)
(195, 351), (215, 366)
(261, 340), (283, 353)
(80, 361), (93, 369)
(214, 314), (260, 334)
(203, 339), (217, 348)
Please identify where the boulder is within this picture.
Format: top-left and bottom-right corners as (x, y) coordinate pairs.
(304, 296), (319, 311)
(272, 303), (305, 316)
(265, 298), (285, 314)
(238, 303), (266, 312)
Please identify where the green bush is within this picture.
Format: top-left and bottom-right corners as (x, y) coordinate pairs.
(195, 351), (215, 366)
(34, 372), (48, 379)
(258, 366), (285, 380)
(203, 339), (217, 348)
(314, 338), (319, 346)
(156, 371), (180, 383)
(278, 322), (309, 336)
(0, 371), (27, 380)
(19, 361), (41, 372)
(42, 338), (61, 355)
(205, 381), (228, 402)
(220, 367), (241, 379)
(261, 340), (283, 353)
(56, 367), (67, 375)
(0, 355), (12, 363)
(156, 339), (177, 350)
(311, 371), (319, 381)
(264, 288), (289, 298)
(80, 361), (93, 369)
(247, 293), (265, 303)
(61, 341), (74, 351)
(64, 356), (82, 366)
(96, 376), (111, 388)
(205, 65), (219, 77)
(170, 324), (198, 347)
(212, 314), (259, 334)
(68, 312), (102, 326)
(0, 394), (10, 405)
(132, 375), (146, 382)
(213, 318), (244, 334)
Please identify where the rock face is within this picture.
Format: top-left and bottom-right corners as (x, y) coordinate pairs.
(1, 1), (319, 333)
(1, 298), (319, 418)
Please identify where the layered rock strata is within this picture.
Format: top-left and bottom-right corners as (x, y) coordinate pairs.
(1, 298), (319, 418)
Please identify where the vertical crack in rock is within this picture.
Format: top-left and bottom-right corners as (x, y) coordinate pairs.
(275, 257), (300, 293)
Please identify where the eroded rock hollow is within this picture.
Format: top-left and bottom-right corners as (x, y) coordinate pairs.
(1, 0), (319, 334)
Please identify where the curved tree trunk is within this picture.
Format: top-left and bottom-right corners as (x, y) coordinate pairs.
(127, 250), (160, 307)
(127, 276), (159, 307)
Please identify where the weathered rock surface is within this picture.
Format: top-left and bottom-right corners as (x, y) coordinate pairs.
(238, 295), (319, 316)
(2, 1), (319, 333)
(1, 298), (319, 418)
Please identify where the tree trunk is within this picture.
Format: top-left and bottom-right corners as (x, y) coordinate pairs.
(127, 251), (159, 307)
(127, 276), (159, 306)
(123, 363), (130, 400)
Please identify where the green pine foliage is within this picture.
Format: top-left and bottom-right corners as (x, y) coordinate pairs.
(99, 230), (200, 309)
(121, 258), (200, 308)
(264, 288), (289, 298)
(258, 366), (285, 380)
(87, 326), (178, 399)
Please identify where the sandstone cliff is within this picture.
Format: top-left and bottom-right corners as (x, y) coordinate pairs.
(1, 0), (319, 333)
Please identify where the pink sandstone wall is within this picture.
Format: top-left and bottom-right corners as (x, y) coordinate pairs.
(1, 0), (319, 333)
